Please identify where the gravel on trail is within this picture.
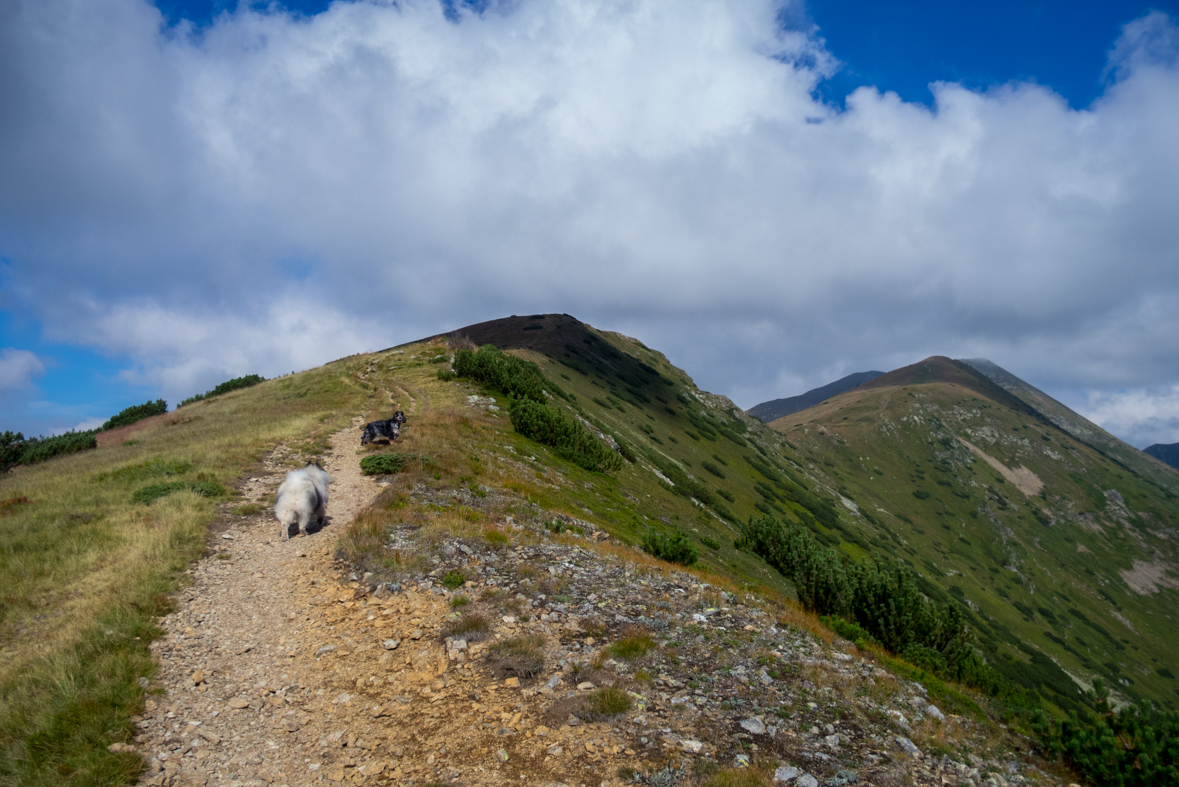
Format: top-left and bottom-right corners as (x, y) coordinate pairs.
(133, 418), (1072, 787)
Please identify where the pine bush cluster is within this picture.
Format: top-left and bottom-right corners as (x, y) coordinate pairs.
(738, 513), (999, 690)
(179, 374), (265, 407)
(1034, 680), (1178, 786)
(1, 430), (98, 473)
(102, 399), (167, 431)
(641, 530), (699, 566)
(452, 345), (621, 472)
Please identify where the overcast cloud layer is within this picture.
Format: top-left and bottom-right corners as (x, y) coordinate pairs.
(2, 0), (1178, 447)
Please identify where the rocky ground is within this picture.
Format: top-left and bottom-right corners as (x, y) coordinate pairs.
(132, 422), (1076, 787)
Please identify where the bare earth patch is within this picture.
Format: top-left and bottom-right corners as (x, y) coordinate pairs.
(956, 437), (1044, 496)
(1118, 558), (1179, 595)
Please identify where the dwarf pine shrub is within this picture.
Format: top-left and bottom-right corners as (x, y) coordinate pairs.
(1034, 680), (1179, 787)
(178, 375), (264, 407)
(452, 345), (621, 472)
(1, 430), (99, 473)
(359, 453), (415, 475)
(641, 530), (699, 566)
(102, 399), (167, 430)
(739, 513), (1010, 696)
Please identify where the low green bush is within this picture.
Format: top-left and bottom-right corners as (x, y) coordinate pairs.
(510, 399), (622, 473)
(1034, 680), (1179, 787)
(133, 481), (225, 504)
(441, 570), (466, 590)
(701, 460), (726, 479)
(359, 453), (415, 475)
(102, 399), (167, 430)
(700, 535), (721, 551)
(641, 530), (699, 566)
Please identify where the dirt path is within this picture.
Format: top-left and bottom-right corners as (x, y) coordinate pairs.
(135, 417), (386, 787)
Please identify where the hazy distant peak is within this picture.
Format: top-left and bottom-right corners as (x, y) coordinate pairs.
(747, 370), (884, 423)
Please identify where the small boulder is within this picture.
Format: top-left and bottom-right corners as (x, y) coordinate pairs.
(740, 718), (766, 735)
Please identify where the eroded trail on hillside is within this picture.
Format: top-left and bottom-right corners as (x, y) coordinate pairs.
(135, 417), (386, 787)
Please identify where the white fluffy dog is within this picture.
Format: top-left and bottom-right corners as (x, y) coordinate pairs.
(275, 462), (330, 541)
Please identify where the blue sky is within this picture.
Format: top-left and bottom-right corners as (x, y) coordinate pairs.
(2, 0), (1179, 448)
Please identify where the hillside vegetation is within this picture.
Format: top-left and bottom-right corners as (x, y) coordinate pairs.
(2, 314), (1177, 785)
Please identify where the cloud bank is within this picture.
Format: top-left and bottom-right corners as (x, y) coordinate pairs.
(1, 0), (1177, 442)
(0, 348), (45, 391)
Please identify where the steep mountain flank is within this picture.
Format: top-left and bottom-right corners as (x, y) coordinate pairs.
(962, 358), (1179, 489)
(768, 357), (1179, 712)
(747, 371), (884, 423)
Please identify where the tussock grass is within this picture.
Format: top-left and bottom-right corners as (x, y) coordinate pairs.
(487, 634), (546, 680)
(441, 614), (490, 642)
(580, 686), (632, 720)
(608, 628), (655, 661)
(701, 768), (773, 787)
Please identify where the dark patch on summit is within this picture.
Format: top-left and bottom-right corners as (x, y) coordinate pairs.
(433, 313), (590, 356)
(426, 314), (678, 405)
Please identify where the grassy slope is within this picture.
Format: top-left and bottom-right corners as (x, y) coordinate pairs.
(766, 358), (1179, 711)
(0, 359), (376, 785)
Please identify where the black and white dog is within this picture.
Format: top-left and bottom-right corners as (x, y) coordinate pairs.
(360, 418), (400, 445)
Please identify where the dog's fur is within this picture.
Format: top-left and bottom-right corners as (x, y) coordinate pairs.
(391, 410), (407, 426)
(360, 419), (400, 445)
(275, 462), (330, 541)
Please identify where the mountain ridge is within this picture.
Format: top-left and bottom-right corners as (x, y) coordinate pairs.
(747, 371), (883, 423)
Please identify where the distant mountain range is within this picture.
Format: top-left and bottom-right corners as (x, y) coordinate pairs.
(1145, 442), (1179, 470)
(746, 371), (883, 423)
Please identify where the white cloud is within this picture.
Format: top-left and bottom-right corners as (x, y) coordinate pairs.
(1073, 385), (1179, 449)
(83, 294), (396, 405)
(0, 348), (46, 390)
(0, 1), (1177, 438)
(66, 417), (106, 434)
